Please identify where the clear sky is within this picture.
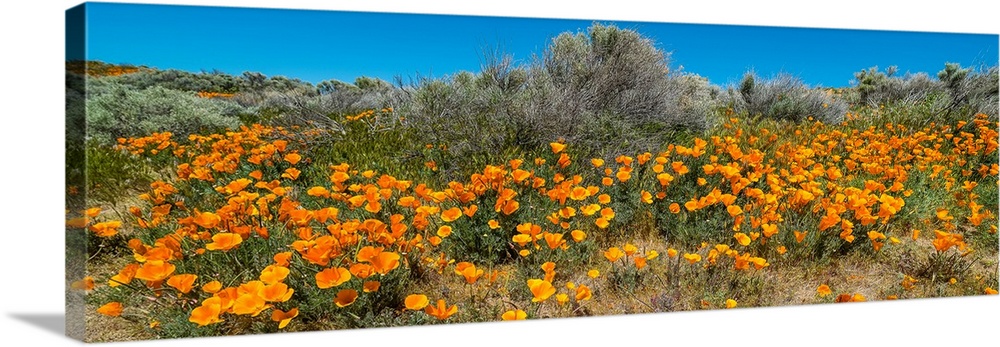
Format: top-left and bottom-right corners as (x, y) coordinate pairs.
(76, 2), (998, 88)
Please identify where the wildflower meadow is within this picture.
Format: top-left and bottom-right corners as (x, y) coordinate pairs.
(64, 11), (999, 342)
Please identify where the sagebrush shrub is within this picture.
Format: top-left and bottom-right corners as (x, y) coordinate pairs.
(726, 71), (846, 123)
(85, 85), (242, 143)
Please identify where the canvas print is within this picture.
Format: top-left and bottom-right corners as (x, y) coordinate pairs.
(65, 2), (999, 342)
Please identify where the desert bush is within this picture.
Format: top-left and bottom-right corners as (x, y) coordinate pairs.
(400, 23), (721, 165)
(849, 63), (998, 125)
(530, 24), (715, 152)
(941, 64), (999, 119)
(726, 71), (846, 123)
(851, 66), (944, 108)
(85, 84), (242, 143)
(398, 55), (533, 170)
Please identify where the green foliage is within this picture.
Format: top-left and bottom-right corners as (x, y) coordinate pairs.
(85, 85), (242, 143)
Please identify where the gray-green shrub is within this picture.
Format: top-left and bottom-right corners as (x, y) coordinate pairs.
(726, 71), (847, 123)
(85, 84), (242, 143)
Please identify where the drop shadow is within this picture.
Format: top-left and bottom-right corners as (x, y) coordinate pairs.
(9, 313), (65, 337)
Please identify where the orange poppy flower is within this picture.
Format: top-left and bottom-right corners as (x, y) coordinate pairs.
(89, 221), (121, 237)
(556, 293), (569, 305)
(110, 264), (139, 287)
(355, 246), (384, 263)
(834, 293), (866, 302)
(575, 284), (593, 301)
(70, 276), (95, 291)
(570, 229), (587, 242)
(511, 234), (532, 247)
(334, 289), (358, 307)
(202, 280), (222, 294)
(527, 279), (556, 302)
(167, 274), (197, 294)
(727, 205), (743, 217)
(261, 283), (294, 302)
(463, 204), (478, 217)
(404, 294), (429, 310)
(307, 186), (331, 198)
(595, 217), (610, 229)
(437, 225), (453, 238)
(725, 299), (737, 308)
(260, 265), (290, 285)
(761, 224), (778, 238)
(189, 297), (223, 327)
(370, 252), (401, 275)
(641, 190), (653, 204)
(587, 269), (600, 278)
(501, 309), (527, 320)
(84, 207), (102, 218)
(281, 167), (301, 180)
(65, 216), (89, 228)
(283, 153), (302, 165)
(205, 233), (243, 251)
(683, 253), (701, 264)
(543, 233), (565, 249)
(193, 211), (221, 229)
(734, 233), (751, 247)
(97, 302), (123, 317)
(134, 260), (176, 282)
(315, 267), (351, 289)
(458, 263), (484, 284)
(540, 261), (556, 275)
(550, 142), (566, 154)
(604, 247), (625, 262)
(350, 263), (375, 279)
(816, 284), (832, 297)
(441, 207), (462, 222)
(363, 281), (381, 292)
(623, 243), (638, 256)
(634, 256), (648, 269)
(424, 299), (458, 320)
(597, 194), (611, 205)
(271, 308), (298, 329)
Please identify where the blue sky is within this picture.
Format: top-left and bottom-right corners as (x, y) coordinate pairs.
(76, 2), (998, 88)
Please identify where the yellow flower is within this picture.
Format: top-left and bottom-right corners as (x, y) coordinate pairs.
(502, 310), (527, 320)
(683, 253), (701, 264)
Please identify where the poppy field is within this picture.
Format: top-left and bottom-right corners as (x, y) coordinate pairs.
(63, 9), (999, 342)
(68, 105), (999, 340)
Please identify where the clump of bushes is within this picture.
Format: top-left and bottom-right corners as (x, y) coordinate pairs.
(85, 84), (243, 143)
(851, 66), (942, 108)
(725, 71), (847, 123)
(401, 23), (721, 163)
(848, 63), (998, 124)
